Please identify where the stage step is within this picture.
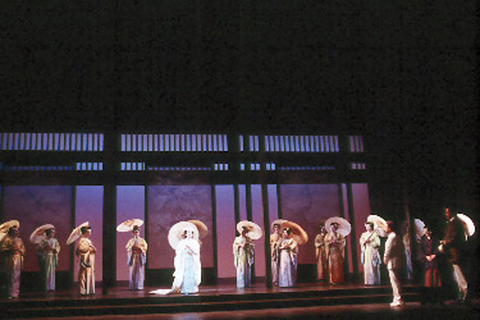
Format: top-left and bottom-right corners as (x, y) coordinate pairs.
(2, 286), (421, 318)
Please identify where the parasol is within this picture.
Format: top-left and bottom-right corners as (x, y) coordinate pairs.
(188, 220), (208, 239)
(168, 221), (199, 250)
(367, 214), (387, 237)
(116, 219), (144, 232)
(276, 220), (308, 245)
(414, 219), (426, 239)
(457, 213), (475, 238)
(325, 217), (351, 237)
(66, 221), (89, 245)
(237, 220), (263, 240)
(29, 224), (55, 244)
(0, 220), (20, 243)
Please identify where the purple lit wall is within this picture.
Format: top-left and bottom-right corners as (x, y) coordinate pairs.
(281, 184), (342, 264)
(251, 185), (267, 277)
(148, 186), (214, 270)
(116, 186), (145, 281)
(2, 186), (72, 272)
(215, 185), (236, 278)
(74, 186), (103, 281)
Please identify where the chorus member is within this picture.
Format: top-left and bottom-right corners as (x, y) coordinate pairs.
(440, 208), (468, 303)
(418, 226), (442, 304)
(76, 226), (96, 296)
(1, 226), (25, 299)
(403, 226), (413, 281)
(359, 221), (381, 285)
(172, 227), (201, 294)
(314, 223), (328, 282)
(384, 221), (405, 307)
(278, 228), (298, 287)
(38, 228), (60, 292)
(325, 223), (345, 284)
(233, 227), (254, 288)
(270, 223), (282, 285)
(126, 225), (148, 290)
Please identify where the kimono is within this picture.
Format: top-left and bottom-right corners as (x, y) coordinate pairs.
(1, 236), (25, 298)
(325, 231), (345, 284)
(233, 235), (254, 288)
(418, 234), (441, 287)
(359, 231), (381, 285)
(278, 238), (298, 287)
(270, 232), (282, 285)
(126, 236), (148, 290)
(76, 237), (96, 295)
(172, 238), (201, 294)
(38, 237), (60, 291)
(314, 233), (328, 281)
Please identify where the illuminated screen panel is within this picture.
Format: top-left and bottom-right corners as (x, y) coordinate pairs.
(2, 186), (72, 272)
(116, 186), (145, 281)
(75, 186), (103, 281)
(215, 185), (236, 278)
(148, 186), (214, 269)
(251, 185), (267, 277)
(280, 184), (341, 264)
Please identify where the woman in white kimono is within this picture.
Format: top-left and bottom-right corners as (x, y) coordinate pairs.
(233, 227), (255, 288)
(76, 226), (96, 296)
(38, 228), (60, 292)
(125, 226), (148, 290)
(172, 227), (201, 294)
(1, 226), (25, 298)
(278, 228), (298, 287)
(270, 223), (282, 286)
(359, 221), (381, 285)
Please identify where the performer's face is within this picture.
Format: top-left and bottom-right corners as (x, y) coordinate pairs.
(445, 207), (451, 219)
(48, 230), (55, 238)
(133, 230), (140, 237)
(186, 230), (194, 239)
(273, 225), (280, 233)
(365, 224), (372, 232)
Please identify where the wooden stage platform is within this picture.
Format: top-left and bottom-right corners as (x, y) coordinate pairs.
(2, 282), (422, 319)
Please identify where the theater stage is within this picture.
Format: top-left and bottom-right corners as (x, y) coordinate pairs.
(2, 282), (422, 319)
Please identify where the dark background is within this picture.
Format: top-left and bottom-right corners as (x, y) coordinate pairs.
(1, 2), (477, 238)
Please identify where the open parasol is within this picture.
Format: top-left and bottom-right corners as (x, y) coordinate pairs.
(116, 219), (144, 232)
(66, 221), (89, 245)
(0, 220), (20, 243)
(237, 220), (263, 240)
(276, 220), (308, 245)
(188, 220), (208, 239)
(168, 221), (199, 250)
(457, 213), (475, 238)
(414, 218), (426, 240)
(367, 214), (387, 237)
(325, 217), (351, 237)
(29, 224), (55, 244)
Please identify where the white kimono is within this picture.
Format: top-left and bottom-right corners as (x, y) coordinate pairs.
(172, 238), (201, 294)
(126, 236), (148, 290)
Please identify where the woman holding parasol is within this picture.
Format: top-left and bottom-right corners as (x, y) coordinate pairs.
(233, 220), (262, 289)
(31, 224), (60, 292)
(359, 221), (381, 285)
(324, 217), (351, 284)
(0, 221), (25, 298)
(277, 220), (308, 287)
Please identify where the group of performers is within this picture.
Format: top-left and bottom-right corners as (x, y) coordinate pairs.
(0, 207), (475, 307)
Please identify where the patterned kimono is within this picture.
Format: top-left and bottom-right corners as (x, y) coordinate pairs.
(1, 236), (25, 298)
(233, 235), (254, 288)
(270, 232), (282, 285)
(278, 238), (298, 287)
(325, 231), (345, 284)
(314, 232), (328, 281)
(76, 237), (96, 295)
(38, 237), (60, 291)
(359, 231), (381, 285)
(126, 236), (148, 290)
(172, 238), (201, 294)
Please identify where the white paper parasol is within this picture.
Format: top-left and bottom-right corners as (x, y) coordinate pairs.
(0, 220), (20, 243)
(237, 220), (263, 240)
(188, 220), (208, 239)
(66, 221), (89, 245)
(276, 220), (308, 245)
(325, 217), (351, 237)
(414, 219), (426, 239)
(168, 221), (199, 250)
(457, 213), (475, 238)
(116, 219), (144, 232)
(367, 215), (387, 237)
(29, 224), (55, 244)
